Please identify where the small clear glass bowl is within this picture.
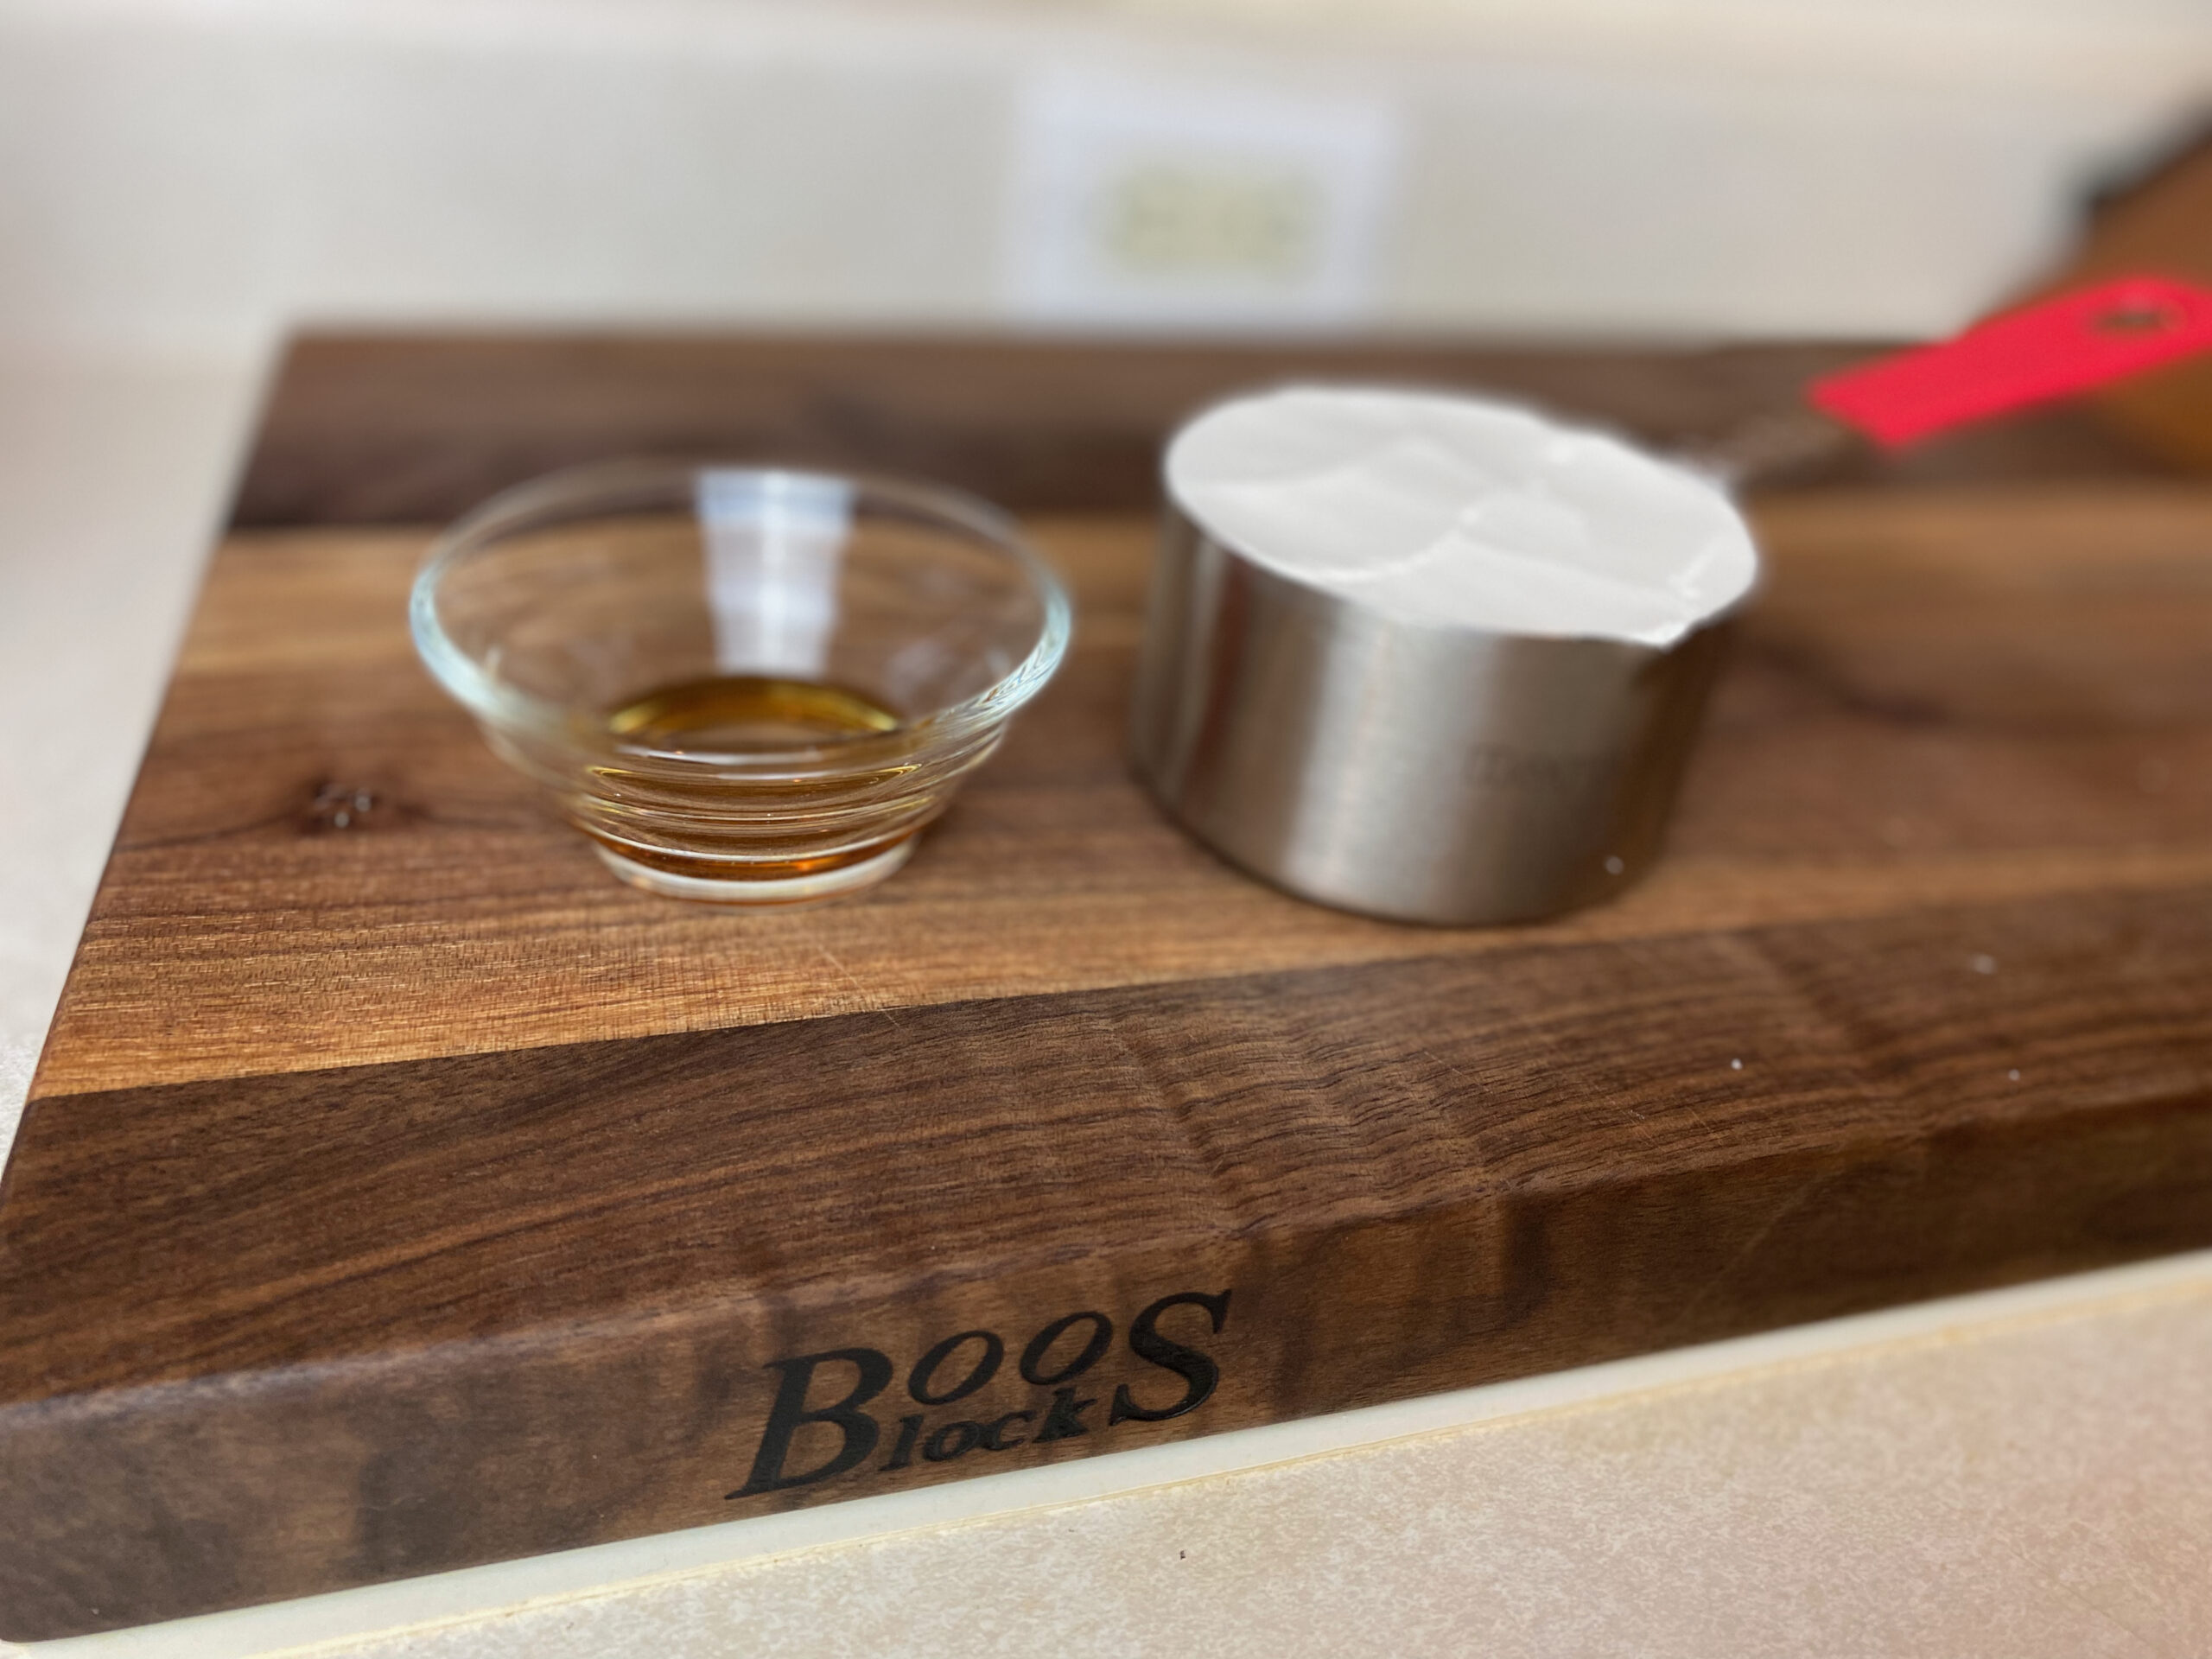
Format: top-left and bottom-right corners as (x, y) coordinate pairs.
(411, 461), (1071, 906)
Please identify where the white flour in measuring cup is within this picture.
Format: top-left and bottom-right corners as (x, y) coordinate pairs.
(1164, 385), (1758, 647)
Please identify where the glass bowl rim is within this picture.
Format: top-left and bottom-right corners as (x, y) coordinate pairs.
(410, 458), (1074, 767)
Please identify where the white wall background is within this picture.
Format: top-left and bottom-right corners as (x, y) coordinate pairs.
(0, 0), (2206, 361)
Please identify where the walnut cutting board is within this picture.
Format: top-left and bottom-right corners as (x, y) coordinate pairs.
(5, 334), (2212, 1642)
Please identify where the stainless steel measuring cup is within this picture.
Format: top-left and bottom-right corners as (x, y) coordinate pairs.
(1130, 405), (1744, 926)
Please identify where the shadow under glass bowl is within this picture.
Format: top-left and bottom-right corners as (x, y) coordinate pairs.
(411, 460), (1071, 906)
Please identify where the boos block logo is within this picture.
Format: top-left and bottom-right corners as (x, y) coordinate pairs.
(730, 1289), (1232, 1499)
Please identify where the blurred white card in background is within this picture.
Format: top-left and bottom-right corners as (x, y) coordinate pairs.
(1005, 72), (1402, 329)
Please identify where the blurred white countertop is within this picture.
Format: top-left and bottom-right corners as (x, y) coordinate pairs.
(0, 348), (262, 1143)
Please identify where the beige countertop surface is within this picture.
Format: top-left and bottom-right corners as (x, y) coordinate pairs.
(3, 350), (2208, 1659)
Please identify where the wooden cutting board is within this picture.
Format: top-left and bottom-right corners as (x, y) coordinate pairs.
(5, 334), (2212, 1642)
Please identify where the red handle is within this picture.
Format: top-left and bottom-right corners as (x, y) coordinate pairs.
(1808, 274), (2212, 448)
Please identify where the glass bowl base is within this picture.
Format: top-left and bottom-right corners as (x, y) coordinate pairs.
(592, 839), (914, 906)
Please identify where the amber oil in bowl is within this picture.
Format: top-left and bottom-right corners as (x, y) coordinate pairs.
(411, 461), (1071, 906)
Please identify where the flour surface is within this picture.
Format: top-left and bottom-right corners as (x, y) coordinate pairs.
(1166, 386), (1758, 646)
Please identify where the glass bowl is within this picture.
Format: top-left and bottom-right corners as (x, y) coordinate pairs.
(411, 461), (1071, 906)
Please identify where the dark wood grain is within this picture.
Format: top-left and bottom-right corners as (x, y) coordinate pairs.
(4, 333), (2212, 1639)
(32, 491), (2212, 1097)
(10, 896), (2212, 1637)
(231, 332), (2175, 527)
